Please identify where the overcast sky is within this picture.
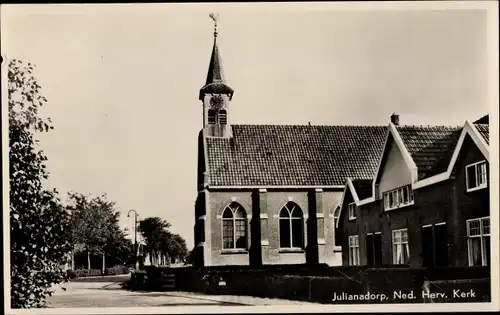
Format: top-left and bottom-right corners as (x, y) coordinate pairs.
(2, 3), (496, 248)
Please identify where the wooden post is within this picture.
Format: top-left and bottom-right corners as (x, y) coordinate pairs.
(87, 251), (91, 270)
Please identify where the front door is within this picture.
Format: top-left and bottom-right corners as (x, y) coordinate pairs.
(434, 224), (448, 267)
(366, 232), (383, 266)
(421, 225), (434, 267)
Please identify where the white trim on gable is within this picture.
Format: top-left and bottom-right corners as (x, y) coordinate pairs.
(357, 196), (375, 206)
(371, 125), (391, 198)
(371, 123), (418, 199)
(413, 121), (489, 190)
(336, 178), (360, 228)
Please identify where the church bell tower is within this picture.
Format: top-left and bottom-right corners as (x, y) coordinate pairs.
(199, 14), (234, 138)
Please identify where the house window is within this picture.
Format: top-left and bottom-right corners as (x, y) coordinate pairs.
(392, 228), (410, 265)
(348, 235), (360, 265)
(222, 202), (247, 250)
(383, 185), (414, 211)
(466, 161), (488, 192)
(467, 217), (490, 266)
(279, 202), (304, 249)
(348, 202), (356, 220)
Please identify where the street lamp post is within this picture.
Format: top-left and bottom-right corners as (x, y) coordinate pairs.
(127, 209), (139, 270)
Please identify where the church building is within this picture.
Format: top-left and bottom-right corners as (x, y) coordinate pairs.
(193, 22), (390, 267)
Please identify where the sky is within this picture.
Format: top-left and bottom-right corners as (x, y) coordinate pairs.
(1, 3), (496, 248)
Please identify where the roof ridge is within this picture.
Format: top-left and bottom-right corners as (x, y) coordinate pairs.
(396, 124), (462, 128)
(231, 123), (387, 128)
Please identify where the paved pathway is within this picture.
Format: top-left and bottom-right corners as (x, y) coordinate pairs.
(47, 278), (316, 307)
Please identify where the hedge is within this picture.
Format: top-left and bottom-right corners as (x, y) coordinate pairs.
(66, 269), (102, 279)
(104, 265), (130, 276)
(66, 265), (130, 279)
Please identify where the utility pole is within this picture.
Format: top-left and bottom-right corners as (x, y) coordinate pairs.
(127, 209), (139, 270)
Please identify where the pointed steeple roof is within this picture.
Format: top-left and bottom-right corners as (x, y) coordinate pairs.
(205, 42), (225, 84)
(199, 18), (234, 101)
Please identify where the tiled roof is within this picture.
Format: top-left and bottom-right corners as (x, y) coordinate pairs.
(396, 126), (462, 180)
(474, 123), (489, 144)
(205, 124), (387, 187)
(473, 115), (489, 124)
(351, 179), (373, 200)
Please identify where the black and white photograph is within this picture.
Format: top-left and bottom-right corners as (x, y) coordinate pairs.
(1, 1), (499, 313)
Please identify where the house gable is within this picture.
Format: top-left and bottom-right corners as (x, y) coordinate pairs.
(336, 179), (358, 228)
(372, 123), (417, 200)
(413, 121), (489, 189)
(377, 135), (414, 199)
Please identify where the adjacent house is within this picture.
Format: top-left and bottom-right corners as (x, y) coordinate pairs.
(338, 117), (490, 267)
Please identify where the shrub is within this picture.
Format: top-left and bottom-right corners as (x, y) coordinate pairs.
(104, 265), (129, 276)
(66, 268), (102, 279)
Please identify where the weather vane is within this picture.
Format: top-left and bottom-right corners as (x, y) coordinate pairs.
(209, 13), (219, 40)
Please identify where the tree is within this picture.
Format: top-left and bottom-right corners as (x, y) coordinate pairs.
(138, 217), (171, 265)
(168, 234), (188, 263)
(66, 192), (124, 272)
(104, 233), (134, 267)
(9, 59), (73, 308)
(185, 248), (195, 265)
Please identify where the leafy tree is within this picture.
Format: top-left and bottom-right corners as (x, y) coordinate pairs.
(138, 217), (171, 265)
(168, 234), (188, 263)
(66, 192), (125, 271)
(105, 233), (134, 267)
(9, 59), (72, 308)
(185, 249), (195, 265)
(137, 217), (188, 265)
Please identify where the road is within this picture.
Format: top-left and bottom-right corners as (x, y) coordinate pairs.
(47, 274), (315, 307)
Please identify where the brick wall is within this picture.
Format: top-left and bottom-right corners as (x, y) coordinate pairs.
(199, 188), (343, 266)
(449, 135), (490, 266)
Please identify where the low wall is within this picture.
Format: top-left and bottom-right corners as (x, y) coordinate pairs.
(141, 265), (490, 304)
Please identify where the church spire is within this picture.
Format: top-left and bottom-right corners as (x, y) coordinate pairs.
(199, 13), (234, 101)
(211, 13), (218, 44)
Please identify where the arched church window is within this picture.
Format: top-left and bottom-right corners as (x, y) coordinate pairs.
(208, 109), (216, 125)
(279, 202), (304, 248)
(222, 202), (247, 249)
(219, 110), (227, 125)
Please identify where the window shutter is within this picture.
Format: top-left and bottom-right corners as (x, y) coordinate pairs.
(219, 110), (227, 125)
(208, 110), (216, 124)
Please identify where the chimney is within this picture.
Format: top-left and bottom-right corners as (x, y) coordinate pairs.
(390, 113), (399, 126)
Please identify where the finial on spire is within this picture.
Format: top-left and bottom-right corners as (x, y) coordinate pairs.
(209, 13), (219, 43)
